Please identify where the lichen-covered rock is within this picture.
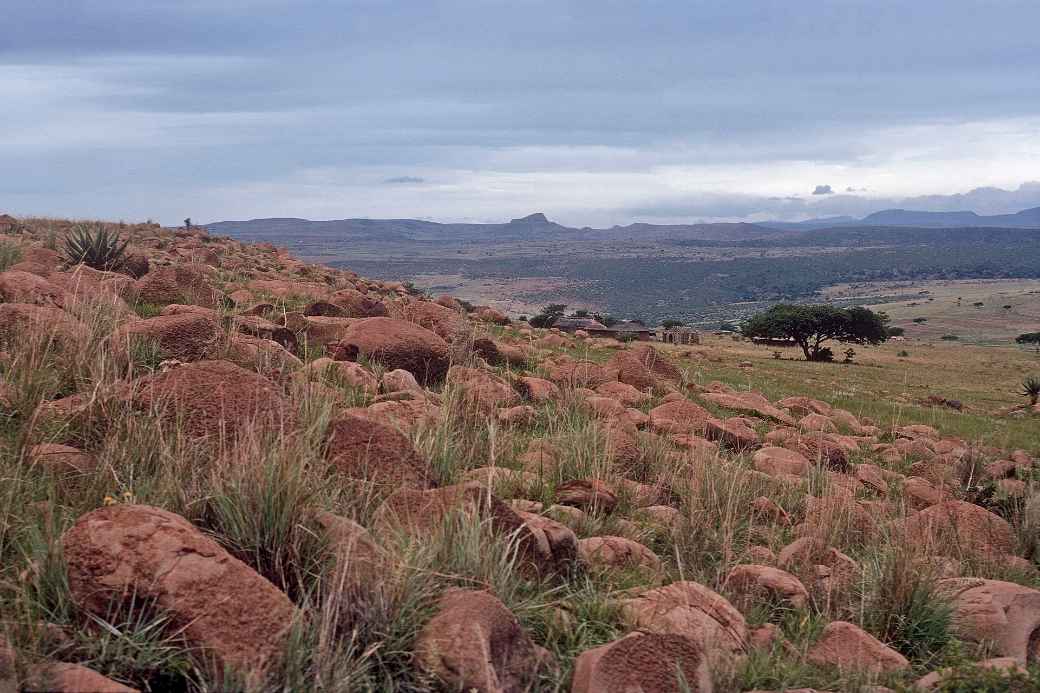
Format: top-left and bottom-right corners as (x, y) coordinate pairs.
(619, 581), (748, 663)
(938, 578), (1040, 663)
(571, 632), (711, 693)
(325, 409), (435, 491)
(806, 621), (908, 673)
(416, 590), (546, 693)
(903, 500), (1014, 560)
(126, 360), (290, 440)
(723, 564), (809, 609)
(62, 505), (296, 681)
(110, 312), (223, 363)
(335, 317), (449, 385)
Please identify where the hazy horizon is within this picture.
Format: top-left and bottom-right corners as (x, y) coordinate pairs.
(4, 1), (1040, 227)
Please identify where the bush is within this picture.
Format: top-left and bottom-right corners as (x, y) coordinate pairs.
(933, 663), (1040, 692)
(941, 334), (959, 341)
(61, 223), (129, 272)
(0, 240), (22, 271)
(861, 547), (953, 667)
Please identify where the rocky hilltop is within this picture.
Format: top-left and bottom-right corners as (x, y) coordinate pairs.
(0, 215), (1038, 692)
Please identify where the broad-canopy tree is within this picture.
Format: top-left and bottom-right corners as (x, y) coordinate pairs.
(741, 304), (889, 362)
(529, 304), (567, 328)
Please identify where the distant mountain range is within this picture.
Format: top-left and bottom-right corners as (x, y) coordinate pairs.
(206, 205), (1040, 243)
(204, 211), (793, 243)
(760, 205), (1040, 230)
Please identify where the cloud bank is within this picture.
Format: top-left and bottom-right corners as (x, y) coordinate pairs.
(1, 1), (1039, 225)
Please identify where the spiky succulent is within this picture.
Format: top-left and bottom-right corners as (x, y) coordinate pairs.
(61, 223), (130, 271)
(1022, 376), (1040, 406)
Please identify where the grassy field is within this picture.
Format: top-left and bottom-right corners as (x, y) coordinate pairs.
(824, 278), (1040, 345)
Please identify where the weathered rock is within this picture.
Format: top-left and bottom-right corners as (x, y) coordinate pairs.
(556, 479), (618, 513)
(619, 581), (748, 663)
(110, 312), (223, 363)
(313, 511), (390, 595)
(723, 564), (809, 609)
(27, 443), (98, 476)
(806, 621), (909, 673)
(705, 418), (760, 451)
(571, 632), (711, 693)
(126, 360), (290, 440)
(135, 264), (222, 307)
(546, 357), (616, 389)
(649, 399), (712, 434)
(297, 357), (378, 393)
(578, 536), (662, 574)
(373, 482), (569, 576)
(393, 299), (468, 341)
(516, 376), (560, 403)
(334, 317), (449, 385)
(415, 590), (547, 692)
(24, 663), (139, 692)
(938, 578), (1040, 663)
(0, 270), (66, 306)
(702, 391), (795, 426)
(0, 303), (85, 351)
(903, 501), (1014, 560)
(63, 505), (296, 680)
(608, 344), (682, 393)
(328, 287), (388, 317)
(325, 409), (434, 491)
(448, 366), (520, 414)
(596, 381), (651, 406)
(753, 447), (810, 477)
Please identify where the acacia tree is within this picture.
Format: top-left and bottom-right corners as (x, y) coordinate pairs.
(741, 304), (889, 361)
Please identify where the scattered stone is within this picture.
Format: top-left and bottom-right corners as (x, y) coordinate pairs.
(723, 564), (809, 609)
(63, 505), (296, 681)
(571, 632), (711, 693)
(416, 590), (547, 693)
(325, 409), (435, 491)
(806, 621), (909, 673)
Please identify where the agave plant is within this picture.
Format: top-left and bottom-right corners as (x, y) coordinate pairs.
(1023, 376), (1040, 406)
(61, 223), (130, 271)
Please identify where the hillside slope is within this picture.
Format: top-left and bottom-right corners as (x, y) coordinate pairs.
(0, 215), (1038, 691)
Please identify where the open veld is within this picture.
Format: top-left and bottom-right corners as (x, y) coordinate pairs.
(1, 215), (1040, 692)
(209, 215), (1040, 329)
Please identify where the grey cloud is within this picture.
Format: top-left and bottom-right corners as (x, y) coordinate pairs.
(812, 185), (834, 195)
(2, 2), (1040, 223)
(383, 176), (425, 184)
(624, 182), (1040, 223)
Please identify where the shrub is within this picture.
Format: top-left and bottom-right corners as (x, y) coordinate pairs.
(61, 223), (129, 272)
(933, 663), (1040, 692)
(913, 317), (928, 324)
(941, 334), (959, 341)
(860, 546), (952, 667)
(0, 240), (22, 271)
(898, 350), (910, 357)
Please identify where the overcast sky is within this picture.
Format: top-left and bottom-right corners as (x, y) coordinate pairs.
(3, 1), (1040, 226)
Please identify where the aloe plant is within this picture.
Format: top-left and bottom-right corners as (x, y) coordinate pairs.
(61, 223), (130, 271)
(1022, 376), (1040, 406)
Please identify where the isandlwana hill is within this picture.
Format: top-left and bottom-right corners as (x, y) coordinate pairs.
(207, 206), (1040, 330)
(0, 213), (1039, 692)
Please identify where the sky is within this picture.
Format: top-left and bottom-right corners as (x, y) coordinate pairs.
(3, 1), (1040, 227)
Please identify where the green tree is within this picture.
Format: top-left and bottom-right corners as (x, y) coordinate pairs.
(1016, 332), (1040, 353)
(661, 319), (686, 329)
(741, 304), (889, 362)
(529, 304), (567, 328)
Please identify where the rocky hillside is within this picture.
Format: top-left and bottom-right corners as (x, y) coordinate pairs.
(0, 215), (1039, 692)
